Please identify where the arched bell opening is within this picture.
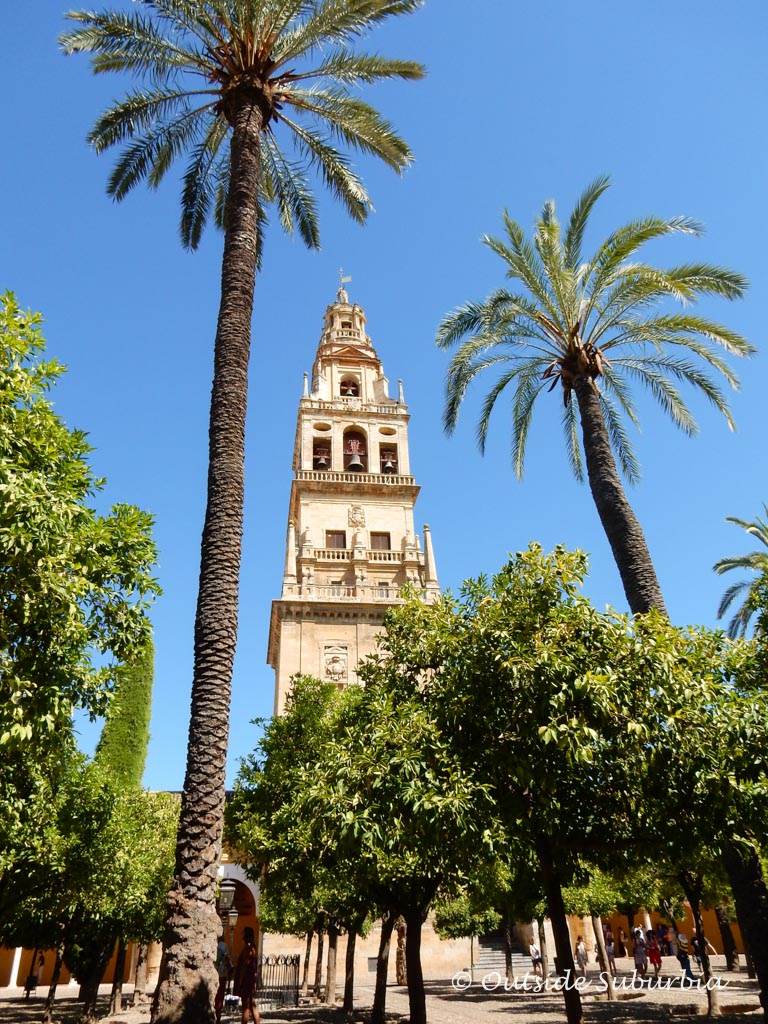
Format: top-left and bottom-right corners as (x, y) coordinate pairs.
(340, 377), (360, 397)
(343, 428), (368, 472)
(380, 444), (398, 474)
(313, 441), (331, 471)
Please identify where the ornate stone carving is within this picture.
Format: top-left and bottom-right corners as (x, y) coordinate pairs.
(348, 505), (366, 528)
(323, 645), (348, 684)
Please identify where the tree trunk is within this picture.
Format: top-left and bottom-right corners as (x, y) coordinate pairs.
(325, 926), (338, 1005)
(680, 872), (720, 1016)
(574, 375), (667, 614)
(536, 837), (583, 1024)
(503, 913), (514, 983)
(152, 92), (266, 1024)
(536, 915), (550, 977)
(343, 927), (356, 1013)
(77, 941), (113, 1024)
(109, 937), (127, 1015)
(133, 943), (149, 1005)
(42, 946), (65, 1024)
(300, 931), (313, 999)
(403, 907), (427, 1024)
(714, 903), (739, 971)
(591, 914), (615, 1000)
(313, 929), (325, 999)
(395, 918), (407, 986)
(722, 843), (768, 1015)
(371, 912), (395, 1024)
(24, 947), (39, 999)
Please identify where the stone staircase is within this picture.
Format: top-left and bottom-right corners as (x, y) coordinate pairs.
(472, 934), (532, 981)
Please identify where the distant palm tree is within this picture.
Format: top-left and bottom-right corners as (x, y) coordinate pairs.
(437, 177), (752, 615)
(62, 3), (424, 1020)
(714, 505), (768, 637)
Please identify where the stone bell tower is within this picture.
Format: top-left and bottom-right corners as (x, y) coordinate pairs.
(267, 283), (440, 714)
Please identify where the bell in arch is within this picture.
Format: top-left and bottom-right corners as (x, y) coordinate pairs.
(347, 452), (365, 472)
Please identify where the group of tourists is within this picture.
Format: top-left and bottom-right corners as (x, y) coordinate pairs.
(530, 920), (718, 982)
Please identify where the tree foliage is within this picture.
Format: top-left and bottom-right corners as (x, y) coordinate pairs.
(0, 292), (159, 750)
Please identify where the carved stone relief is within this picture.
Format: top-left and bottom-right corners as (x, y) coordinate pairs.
(323, 644), (348, 684)
(348, 505), (366, 528)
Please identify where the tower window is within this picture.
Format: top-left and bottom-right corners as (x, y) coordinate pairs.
(370, 532), (391, 551)
(340, 378), (359, 397)
(326, 530), (346, 549)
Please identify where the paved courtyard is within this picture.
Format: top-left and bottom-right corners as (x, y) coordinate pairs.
(0, 958), (762, 1023)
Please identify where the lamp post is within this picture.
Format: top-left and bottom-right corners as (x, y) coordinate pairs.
(227, 907), (239, 964)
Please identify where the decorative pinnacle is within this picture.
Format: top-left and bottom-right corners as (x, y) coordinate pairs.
(337, 268), (352, 303)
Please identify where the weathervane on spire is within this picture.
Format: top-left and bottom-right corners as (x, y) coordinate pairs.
(337, 268), (352, 303)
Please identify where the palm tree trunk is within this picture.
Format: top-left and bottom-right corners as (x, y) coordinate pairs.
(152, 92), (265, 1024)
(573, 376), (667, 615)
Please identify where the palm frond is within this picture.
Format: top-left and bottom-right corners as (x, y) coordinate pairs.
(561, 390), (584, 481)
(275, 113), (370, 222)
(180, 113), (229, 249)
(261, 132), (320, 248)
(596, 388), (641, 483)
(619, 360), (698, 435)
(563, 175), (611, 270)
(619, 354), (734, 429)
(86, 88), (212, 153)
(104, 105), (211, 199)
(283, 87), (413, 171)
(284, 50), (424, 85)
(443, 341), (511, 435)
(506, 368), (547, 477)
(275, 0), (424, 65)
(61, 9), (206, 78)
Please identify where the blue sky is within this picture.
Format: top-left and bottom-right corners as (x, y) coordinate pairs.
(2, 1), (766, 791)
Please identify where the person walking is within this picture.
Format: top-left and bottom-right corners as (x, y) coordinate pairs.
(633, 927), (648, 978)
(529, 937), (543, 978)
(233, 926), (260, 1024)
(574, 936), (588, 979)
(647, 930), (662, 978)
(676, 933), (697, 982)
(214, 933), (232, 1023)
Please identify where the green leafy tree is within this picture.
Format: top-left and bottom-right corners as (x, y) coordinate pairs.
(436, 179), (752, 615)
(0, 292), (158, 749)
(61, 6), (424, 1017)
(714, 504), (768, 637)
(381, 545), (753, 1024)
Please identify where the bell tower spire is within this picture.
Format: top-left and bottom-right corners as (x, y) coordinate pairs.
(267, 283), (440, 713)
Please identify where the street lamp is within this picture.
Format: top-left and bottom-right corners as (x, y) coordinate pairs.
(218, 878), (236, 914)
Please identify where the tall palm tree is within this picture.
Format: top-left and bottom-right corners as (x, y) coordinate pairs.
(713, 505), (768, 637)
(61, 3), (424, 1020)
(437, 177), (752, 616)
